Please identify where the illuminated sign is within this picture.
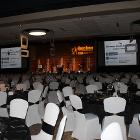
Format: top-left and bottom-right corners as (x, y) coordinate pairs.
(72, 45), (94, 55)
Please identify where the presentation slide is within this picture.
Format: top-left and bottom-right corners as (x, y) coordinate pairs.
(1, 47), (21, 69)
(104, 40), (137, 66)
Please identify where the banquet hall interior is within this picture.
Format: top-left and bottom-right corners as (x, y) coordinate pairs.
(0, 0), (140, 140)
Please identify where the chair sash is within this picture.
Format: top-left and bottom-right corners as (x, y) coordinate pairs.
(42, 121), (55, 135)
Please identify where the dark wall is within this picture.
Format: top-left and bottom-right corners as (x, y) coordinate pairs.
(1, 35), (140, 73)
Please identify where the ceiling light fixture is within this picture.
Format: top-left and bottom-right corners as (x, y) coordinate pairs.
(22, 29), (51, 36)
(29, 30), (46, 36)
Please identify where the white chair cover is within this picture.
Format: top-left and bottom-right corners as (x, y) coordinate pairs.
(49, 81), (59, 90)
(101, 122), (123, 140)
(39, 86), (48, 119)
(113, 82), (128, 94)
(16, 83), (27, 91)
(62, 86), (74, 109)
(48, 82), (59, 104)
(8, 91), (14, 96)
(86, 84), (99, 94)
(128, 114), (140, 140)
(103, 97), (127, 140)
(55, 115), (67, 140)
(31, 103), (60, 140)
(69, 95), (101, 140)
(26, 90), (42, 127)
(5, 98), (30, 140)
(57, 90), (75, 132)
(62, 86), (73, 96)
(93, 82), (102, 90)
(136, 80), (140, 89)
(33, 82), (44, 92)
(10, 98), (28, 119)
(0, 91), (8, 117)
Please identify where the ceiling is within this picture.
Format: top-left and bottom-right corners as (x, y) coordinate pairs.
(0, 0), (140, 46)
(0, 0), (128, 18)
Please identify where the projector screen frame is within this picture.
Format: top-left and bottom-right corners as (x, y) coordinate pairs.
(0, 47), (22, 69)
(104, 39), (137, 66)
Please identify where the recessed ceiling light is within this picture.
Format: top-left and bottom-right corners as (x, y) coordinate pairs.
(22, 29), (51, 36)
(29, 30), (46, 36)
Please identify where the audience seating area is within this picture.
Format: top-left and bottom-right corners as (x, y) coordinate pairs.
(0, 72), (140, 139)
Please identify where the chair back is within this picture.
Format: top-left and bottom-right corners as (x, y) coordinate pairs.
(57, 90), (75, 132)
(120, 84), (128, 93)
(44, 103), (60, 126)
(101, 122), (123, 140)
(57, 90), (68, 112)
(26, 90), (42, 127)
(113, 82), (128, 93)
(10, 98), (28, 119)
(0, 91), (7, 106)
(93, 82), (102, 90)
(62, 86), (73, 97)
(31, 103), (59, 140)
(49, 82), (59, 90)
(35, 103), (60, 140)
(0, 91), (8, 117)
(33, 82), (44, 92)
(38, 86), (48, 119)
(62, 86), (73, 108)
(42, 86), (48, 98)
(8, 91), (14, 95)
(28, 90), (42, 103)
(69, 95), (82, 110)
(104, 97), (126, 114)
(86, 84), (99, 93)
(57, 90), (64, 103)
(56, 115), (67, 140)
(16, 83), (27, 91)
